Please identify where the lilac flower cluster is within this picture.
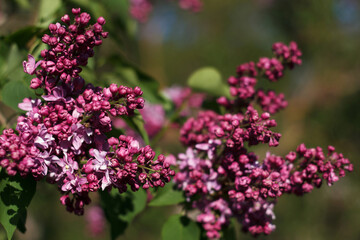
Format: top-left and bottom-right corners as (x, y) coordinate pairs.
(175, 42), (352, 238)
(129, 0), (203, 22)
(0, 9), (174, 215)
(218, 41), (302, 114)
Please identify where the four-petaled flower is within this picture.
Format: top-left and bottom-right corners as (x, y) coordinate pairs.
(23, 54), (42, 75)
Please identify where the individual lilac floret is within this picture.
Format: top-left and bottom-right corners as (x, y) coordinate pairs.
(23, 55), (42, 75)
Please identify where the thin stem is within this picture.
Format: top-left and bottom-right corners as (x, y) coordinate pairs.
(138, 165), (158, 172)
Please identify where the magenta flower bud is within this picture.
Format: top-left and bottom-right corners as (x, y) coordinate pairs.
(0, 159), (9, 168)
(72, 8), (81, 15)
(109, 84), (118, 93)
(97, 16), (106, 25)
(139, 173), (147, 181)
(30, 78), (42, 89)
(103, 88), (112, 98)
(261, 112), (270, 120)
(83, 162), (94, 173)
(100, 101), (110, 110)
(85, 30), (94, 38)
(151, 172), (160, 180)
(80, 12), (91, 25)
(94, 39), (102, 46)
(83, 89), (94, 100)
(42, 34), (50, 43)
(285, 151), (296, 162)
(93, 23), (103, 33)
(48, 37), (58, 46)
(71, 59), (78, 67)
(296, 143), (307, 155)
(68, 24), (77, 33)
(56, 61), (64, 71)
(63, 34), (72, 43)
(58, 26), (66, 35)
(60, 195), (70, 205)
(129, 140), (140, 153)
(228, 76), (238, 85)
(108, 108), (117, 116)
(61, 14), (70, 24)
(229, 87), (238, 97)
(134, 86), (143, 96)
(302, 182), (313, 193)
(108, 137), (119, 146)
(102, 32), (109, 38)
(87, 173), (97, 183)
(99, 116), (111, 126)
(92, 101), (101, 111)
(49, 23), (57, 32)
(116, 147), (129, 159)
(76, 35), (86, 44)
(328, 145), (335, 153)
(217, 96), (228, 106)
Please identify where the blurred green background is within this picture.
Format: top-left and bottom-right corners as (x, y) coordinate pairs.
(0, 0), (359, 239)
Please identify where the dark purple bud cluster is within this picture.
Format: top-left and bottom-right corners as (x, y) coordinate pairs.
(28, 8), (108, 92)
(218, 41), (302, 115)
(175, 42), (352, 239)
(272, 41), (302, 69)
(1, 9), (172, 216)
(256, 90), (287, 114)
(180, 106), (280, 148)
(76, 84), (144, 133)
(257, 57), (284, 82)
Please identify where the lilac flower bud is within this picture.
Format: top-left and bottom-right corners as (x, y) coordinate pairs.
(61, 14), (70, 24)
(49, 23), (57, 32)
(76, 35), (86, 45)
(30, 78), (42, 89)
(80, 12), (91, 25)
(97, 16), (106, 25)
(72, 8), (81, 15)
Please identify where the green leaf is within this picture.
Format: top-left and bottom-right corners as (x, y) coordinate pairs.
(99, 188), (147, 240)
(187, 67), (230, 97)
(0, 169), (37, 240)
(0, 44), (24, 86)
(1, 80), (36, 112)
(149, 182), (185, 207)
(162, 214), (201, 240)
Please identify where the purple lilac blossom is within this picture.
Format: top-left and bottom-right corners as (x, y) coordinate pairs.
(175, 42), (352, 238)
(0, 9), (174, 216)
